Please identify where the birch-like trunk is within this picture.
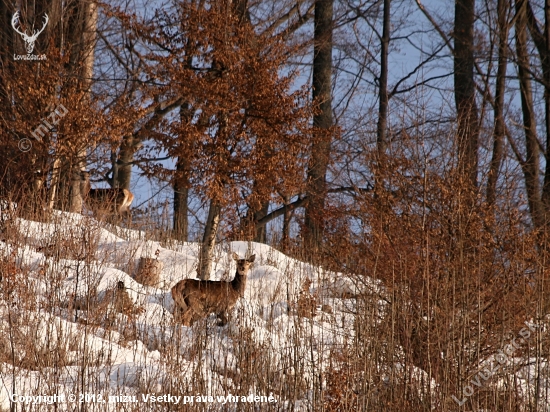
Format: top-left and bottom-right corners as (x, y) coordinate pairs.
(198, 200), (221, 280)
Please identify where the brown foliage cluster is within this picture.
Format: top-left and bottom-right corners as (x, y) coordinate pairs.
(319, 147), (540, 408)
(117, 1), (312, 209)
(0, 52), (136, 207)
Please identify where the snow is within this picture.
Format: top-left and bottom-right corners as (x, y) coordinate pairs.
(2, 210), (544, 410)
(0, 210), (364, 410)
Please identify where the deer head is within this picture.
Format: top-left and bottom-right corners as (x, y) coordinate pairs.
(12, 11), (49, 54)
(233, 252), (255, 276)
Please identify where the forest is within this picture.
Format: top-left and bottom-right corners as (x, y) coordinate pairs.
(1, 0), (550, 410)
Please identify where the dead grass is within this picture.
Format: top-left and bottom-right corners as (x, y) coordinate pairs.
(0, 164), (548, 412)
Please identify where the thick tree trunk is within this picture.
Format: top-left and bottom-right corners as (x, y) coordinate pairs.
(198, 200), (221, 280)
(454, 0), (479, 188)
(304, 0), (333, 250)
(69, 165), (85, 213)
(173, 102), (194, 241)
(516, 1), (544, 229)
(69, 0), (98, 212)
(487, 0), (509, 206)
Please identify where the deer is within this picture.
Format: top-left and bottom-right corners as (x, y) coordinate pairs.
(80, 171), (134, 221)
(171, 253), (255, 326)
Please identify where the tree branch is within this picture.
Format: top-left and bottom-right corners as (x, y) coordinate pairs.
(525, 0), (547, 57)
(255, 197), (309, 230)
(133, 97), (184, 142)
(255, 185), (374, 230)
(415, 0), (454, 53)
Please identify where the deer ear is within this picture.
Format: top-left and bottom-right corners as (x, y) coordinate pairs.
(247, 255), (256, 263)
(232, 252), (239, 260)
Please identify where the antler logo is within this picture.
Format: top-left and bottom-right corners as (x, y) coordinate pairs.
(11, 11), (49, 54)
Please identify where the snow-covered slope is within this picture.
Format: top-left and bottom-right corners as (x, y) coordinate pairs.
(2, 211), (548, 410)
(0, 211), (369, 411)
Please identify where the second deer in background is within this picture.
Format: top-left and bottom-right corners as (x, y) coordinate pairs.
(81, 171), (134, 220)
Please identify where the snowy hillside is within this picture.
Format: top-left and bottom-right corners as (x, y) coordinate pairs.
(1, 211), (548, 411)
(0, 211), (376, 411)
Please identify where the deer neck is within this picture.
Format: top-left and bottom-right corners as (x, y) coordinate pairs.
(231, 271), (246, 294)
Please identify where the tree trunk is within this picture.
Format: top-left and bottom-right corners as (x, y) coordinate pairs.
(542, 0), (550, 213)
(116, 135), (137, 190)
(516, 0), (544, 229)
(109, 150), (118, 187)
(198, 200), (221, 280)
(454, 0), (479, 188)
(69, 165), (85, 213)
(254, 201), (270, 243)
(281, 194), (292, 250)
(173, 157), (189, 242)
(304, 0), (333, 250)
(47, 157), (62, 210)
(376, 0), (390, 158)
(173, 102), (194, 241)
(487, 0), (509, 206)
(68, 0), (98, 212)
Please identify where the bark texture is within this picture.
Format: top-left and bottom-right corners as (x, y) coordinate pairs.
(304, 0), (333, 250)
(454, 0), (480, 188)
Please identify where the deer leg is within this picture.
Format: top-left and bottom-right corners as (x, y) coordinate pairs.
(172, 292), (187, 320)
(181, 296), (208, 325)
(180, 308), (194, 326)
(122, 210), (132, 226)
(173, 304), (185, 322)
(217, 311), (229, 326)
(174, 296), (192, 325)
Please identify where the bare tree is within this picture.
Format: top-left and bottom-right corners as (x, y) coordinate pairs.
(376, 0), (391, 158)
(67, 0), (98, 213)
(304, 0), (334, 251)
(454, 0), (480, 188)
(487, 0), (511, 206)
(515, 0), (544, 229)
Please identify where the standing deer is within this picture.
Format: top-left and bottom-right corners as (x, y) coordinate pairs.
(81, 172), (134, 220)
(171, 253), (255, 326)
